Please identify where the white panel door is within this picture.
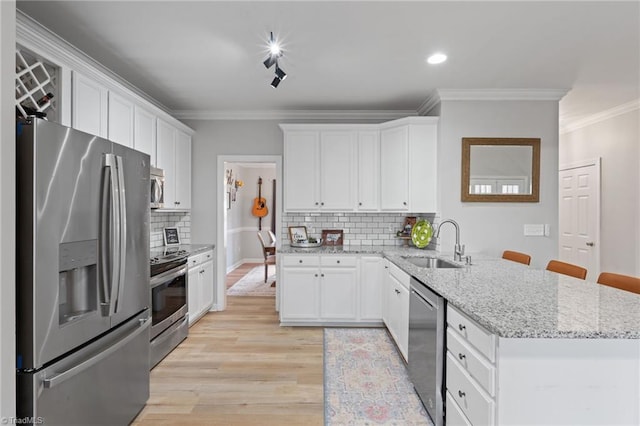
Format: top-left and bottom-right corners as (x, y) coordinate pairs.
(559, 161), (600, 279)
(284, 131), (319, 210)
(357, 131), (380, 211)
(281, 268), (319, 320)
(134, 106), (156, 162)
(380, 126), (409, 210)
(156, 119), (176, 207)
(359, 256), (383, 320)
(72, 72), (107, 137)
(107, 92), (134, 148)
(320, 131), (356, 210)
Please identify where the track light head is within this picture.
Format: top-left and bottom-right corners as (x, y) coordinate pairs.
(275, 65), (287, 81)
(263, 55), (277, 69)
(270, 76), (281, 89)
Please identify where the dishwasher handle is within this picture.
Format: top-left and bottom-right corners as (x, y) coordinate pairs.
(410, 277), (441, 308)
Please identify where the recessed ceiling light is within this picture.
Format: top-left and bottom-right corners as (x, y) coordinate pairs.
(427, 53), (447, 65)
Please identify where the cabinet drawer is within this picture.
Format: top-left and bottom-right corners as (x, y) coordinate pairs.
(447, 352), (495, 426)
(281, 255), (320, 267)
(446, 391), (472, 426)
(447, 305), (495, 362)
(188, 250), (213, 269)
(447, 327), (495, 397)
(388, 261), (410, 289)
(320, 256), (357, 267)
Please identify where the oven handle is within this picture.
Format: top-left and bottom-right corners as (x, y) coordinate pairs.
(151, 265), (188, 288)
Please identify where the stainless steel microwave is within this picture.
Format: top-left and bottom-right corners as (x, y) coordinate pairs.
(150, 166), (164, 209)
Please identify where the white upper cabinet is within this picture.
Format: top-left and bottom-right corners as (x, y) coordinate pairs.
(380, 118), (439, 212)
(281, 119), (437, 213)
(107, 92), (134, 148)
(319, 131), (356, 210)
(357, 131), (380, 211)
(380, 125), (410, 210)
(157, 118), (191, 210)
(283, 130), (320, 210)
(133, 106), (156, 163)
(72, 71), (108, 138)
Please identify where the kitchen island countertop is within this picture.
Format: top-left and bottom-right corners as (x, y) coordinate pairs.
(279, 244), (640, 339)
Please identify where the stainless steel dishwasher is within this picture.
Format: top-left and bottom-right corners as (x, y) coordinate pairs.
(408, 277), (446, 426)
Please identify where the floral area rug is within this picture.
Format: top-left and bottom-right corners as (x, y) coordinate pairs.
(324, 328), (432, 425)
(226, 265), (276, 296)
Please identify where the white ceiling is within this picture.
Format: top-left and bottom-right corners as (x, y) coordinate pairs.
(17, 1), (640, 126)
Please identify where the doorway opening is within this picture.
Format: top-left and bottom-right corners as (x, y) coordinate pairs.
(216, 155), (282, 312)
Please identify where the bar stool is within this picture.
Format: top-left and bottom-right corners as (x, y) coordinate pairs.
(502, 250), (531, 265)
(546, 260), (587, 280)
(597, 272), (640, 294)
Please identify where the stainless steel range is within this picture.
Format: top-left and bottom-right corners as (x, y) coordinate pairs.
(149, 248), (189, 368)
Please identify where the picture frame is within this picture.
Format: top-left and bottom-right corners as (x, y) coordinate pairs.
(163, 227), (181, 246)
(288, 226), (308, 243)
(321, 229), (344, 246)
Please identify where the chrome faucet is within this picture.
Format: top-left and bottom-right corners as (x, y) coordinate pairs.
(435, 219), (465, 262)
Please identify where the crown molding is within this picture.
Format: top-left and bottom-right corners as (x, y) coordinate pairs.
(560, 99), (640, 134)
(172, 109), (417, 121)
(417, 92), (440, 116)
(436, 88), (569, 101)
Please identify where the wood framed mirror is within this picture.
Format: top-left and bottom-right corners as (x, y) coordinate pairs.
(461, 137), (540, 202)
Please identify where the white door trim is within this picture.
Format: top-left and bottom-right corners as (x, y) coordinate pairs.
(216, 155), (282, 311)
(559, 158), (601, 278)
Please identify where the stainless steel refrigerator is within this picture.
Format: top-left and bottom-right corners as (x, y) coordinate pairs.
(16, 118), (151, 425)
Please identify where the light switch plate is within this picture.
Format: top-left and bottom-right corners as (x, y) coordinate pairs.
(524, 224), (545, 236)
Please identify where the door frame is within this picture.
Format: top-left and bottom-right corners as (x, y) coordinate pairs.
(558, 158), (601, 278)
(216, 155), (282, 311)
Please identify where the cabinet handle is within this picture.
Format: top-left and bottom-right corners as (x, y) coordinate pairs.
(458, 324), (466, 331)
(299, 260), (303, 263)
(200, 270), (204, 274)
(321, 202), (324, 206)
(336, 260), (340, 264)
(321, 273), (325, 277)
(359, 202), (362, 206)
(315, 274), (318, 277)
(384, 266), (388, 269)
(403, 201), (407, 206)
(395, 289), (400, 294)
(458, 390), (466, 398)
(315, 202), (319, 206)
(458, 353), (466, 360)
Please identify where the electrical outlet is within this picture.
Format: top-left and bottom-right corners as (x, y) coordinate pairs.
(524, 224), (545, 236)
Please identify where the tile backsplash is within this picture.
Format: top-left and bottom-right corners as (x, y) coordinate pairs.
(150, 211), (191, 249)
(282, 212), (438, 249)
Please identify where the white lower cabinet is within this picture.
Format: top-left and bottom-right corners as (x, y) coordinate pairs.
(280, 254), (384, 324)
(383, 261), (410, 361)
(187, 250), (214, 326)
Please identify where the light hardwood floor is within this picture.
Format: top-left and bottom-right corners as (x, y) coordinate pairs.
(133, 268), (324, 425)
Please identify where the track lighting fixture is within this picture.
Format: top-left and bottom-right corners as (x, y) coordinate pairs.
(263, 31), (287, 88)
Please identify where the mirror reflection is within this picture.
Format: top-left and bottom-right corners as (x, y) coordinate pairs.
(462, 138), (540, 202)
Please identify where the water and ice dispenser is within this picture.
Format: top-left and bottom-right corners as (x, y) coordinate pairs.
(58, 240), (98, 325)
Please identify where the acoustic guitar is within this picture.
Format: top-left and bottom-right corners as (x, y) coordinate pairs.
(252, 177), (269, 219)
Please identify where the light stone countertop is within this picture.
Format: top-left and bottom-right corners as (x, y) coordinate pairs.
(151, 243), (215, 258)
(279, 244), (640, 339)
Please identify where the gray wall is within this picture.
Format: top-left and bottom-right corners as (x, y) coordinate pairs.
(0, 1), (16, 417)
(559, 109), (640, 276)
(437, 100), (560, 268)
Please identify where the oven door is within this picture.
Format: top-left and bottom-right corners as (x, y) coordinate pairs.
(150, 265), (187, 340)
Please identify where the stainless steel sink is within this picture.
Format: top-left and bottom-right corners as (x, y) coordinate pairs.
(401, 256), (461, 269)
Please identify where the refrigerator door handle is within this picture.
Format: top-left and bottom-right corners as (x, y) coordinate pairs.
(99, 163), (112, 316)
(114, 155), (127, 314)
(101, 153), (121, 317)
(42, 317), (150, 389)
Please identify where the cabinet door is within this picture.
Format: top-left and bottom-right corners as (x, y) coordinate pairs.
(201, 259), (214, 312)
(187, 267), (200, 326)
(319, 131), (356, 210)
(107, 92), (134, 148)
(175, 130), (191, 209)
(284, 131), (319, 211)
(357, 131), (380, 211)
(380, 126), (409, 210)
(156, 119), (176, 207)
(320, 267), (357, 320)
(359, 256), (384, 320)
(409, 123), (438, 212)
(396, 282), (410, 361)
(382, 259), (391, 326)
(134, 106), (156, 162)
(281, 267), (319, 320)
(72, 72), (107, 138)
